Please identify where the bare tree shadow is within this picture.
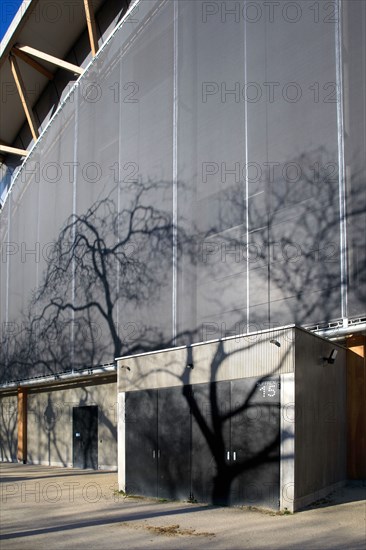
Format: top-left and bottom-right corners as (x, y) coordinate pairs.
(0, 147), (364, 496)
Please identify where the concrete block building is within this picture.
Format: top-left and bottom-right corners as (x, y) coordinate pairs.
(0, 0), (365, 511)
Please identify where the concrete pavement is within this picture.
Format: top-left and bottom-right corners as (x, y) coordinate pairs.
(0, 464), (365, 549)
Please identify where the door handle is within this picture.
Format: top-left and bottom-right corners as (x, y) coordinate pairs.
(226, 451), (230, 461)
(152, 450), (156, 459)
(157, 450), (161, 459)
(233, 451), (237, 461)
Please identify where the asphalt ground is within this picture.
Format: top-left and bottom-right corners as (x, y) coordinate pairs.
(0, 463), (365, 550)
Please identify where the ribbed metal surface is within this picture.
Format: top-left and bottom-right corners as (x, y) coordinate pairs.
(118, 327), (295, 392)
(2, 1), (365, 386)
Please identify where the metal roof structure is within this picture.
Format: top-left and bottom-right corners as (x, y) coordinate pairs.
(0, 0), (107, 152)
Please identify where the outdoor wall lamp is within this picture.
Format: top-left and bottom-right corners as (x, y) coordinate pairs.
(323, 349), (338, 364)
(270, 339), (281, 347)
(186, 364), (194, 370)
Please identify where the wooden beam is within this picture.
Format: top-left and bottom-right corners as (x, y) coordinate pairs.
(83, 0), (99, 57)
(9, 54), (39, 142)
(17, 387), (28, 464)
(0, 144), (28, 156)
(12, 46), (54, 80)
(15, 44), (83, 75)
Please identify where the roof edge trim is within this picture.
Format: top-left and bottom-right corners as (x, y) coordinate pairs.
(0, 0), (39, 64)
(1, 0), (141, 210)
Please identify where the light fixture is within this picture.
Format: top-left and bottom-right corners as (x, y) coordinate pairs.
(270, 339), (281, 347)
(186, 363), (194, 370)
(324, 349), (338, 364)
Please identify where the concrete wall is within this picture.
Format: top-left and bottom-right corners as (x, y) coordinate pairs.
(0, 393), (17, 461)
(118, 328), (295, 392)
(294, 329), (347, 508)
(27, 378), (117, 469)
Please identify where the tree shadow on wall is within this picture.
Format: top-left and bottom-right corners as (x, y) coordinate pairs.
(1, 147), (365, 381)
(126, 334), (290, 508)
(182, 341), (284, 507)
(187, 146), (366, 339)
(1, 179), (186, 381)
(0, 147), (364, 493)
(0, 397), (17, 461)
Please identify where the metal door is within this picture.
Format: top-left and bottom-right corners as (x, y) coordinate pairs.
(157, 386), (191, 500)
(72, 406), (98, 469)
(125, 390), (158, 496)
(230, 377), (280, 508)
(190, 381), (231, 504)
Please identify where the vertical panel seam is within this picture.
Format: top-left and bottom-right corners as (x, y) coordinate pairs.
(172, 0), (178, 345)
(336, 0), (348, 322)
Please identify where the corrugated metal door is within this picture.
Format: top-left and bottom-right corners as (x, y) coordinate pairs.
(230, 377), (280, 507)
(125, 390), (158, 496)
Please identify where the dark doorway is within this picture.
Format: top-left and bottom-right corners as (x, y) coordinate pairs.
(125, 386), (191, 500)
(229, 378), (280, 507)
(157, 386), (191, 500)
(72, 406), (98, 469)
(125, 378), (280, 507)
(125, 390), (158, 496)
(190, 381), (231, 504)
(190, 378), (280, 507)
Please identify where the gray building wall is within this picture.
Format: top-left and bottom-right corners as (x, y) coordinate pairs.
(0, 0), (365, 383)
(118, 327), (295, 392)
(27, 378), (117, 469)
(294, 330), (347, 507)
(0, 393), (17, 461)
